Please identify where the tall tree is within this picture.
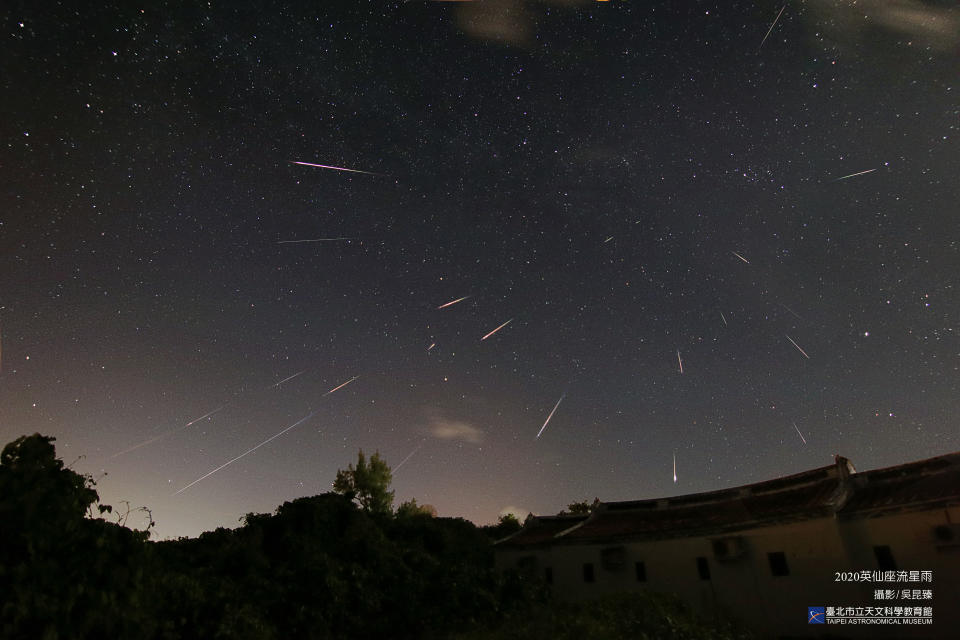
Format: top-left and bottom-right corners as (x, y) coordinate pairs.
(333, 449), (394, 515)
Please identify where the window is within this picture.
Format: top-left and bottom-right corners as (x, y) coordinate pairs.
(544, 567), (553, 584)
(768, 551), (789, 576)
(635, 561), (647, 582)
(874, 545), (897, 571)
(583, 563), (595, 583)
(696, 556), (710, 581)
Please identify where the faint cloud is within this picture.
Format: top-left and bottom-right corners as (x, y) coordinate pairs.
(428, 411), (484, 443)
(454, 0), (590, 48)
(805, 0), (960, 51)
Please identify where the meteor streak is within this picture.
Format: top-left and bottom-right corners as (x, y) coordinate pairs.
(758, 5), (786, 52)
(277, 237), (357, 244)
(677, 349), (684, 374)
(833, 168), (877, 182)
(720, 311), (728, 326)
(427, 343), (436, 351)
(437, 295), (471, 309)
(324, 375), (359, 395)
(291, 161), (380, 175)
(111, 406), (226, 458)
(673, 452), (677, 483)
(536, 394), (565, 439)
(793, 421), (807, 444)
(481, 318), (513, 341)
(175, 410), (318, 495)
(785, 335), (810, 359)
(394, 440), (426, 473)
(731, 251), (750, 264)
(268, 370), (305, 389)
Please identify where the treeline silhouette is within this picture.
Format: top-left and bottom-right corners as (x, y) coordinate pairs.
(0, 434), (751, 639)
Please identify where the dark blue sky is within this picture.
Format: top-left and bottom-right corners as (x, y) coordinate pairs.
(1, 0), (957, 538)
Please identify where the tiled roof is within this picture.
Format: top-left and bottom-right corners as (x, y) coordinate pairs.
(497, 452), (960, 548)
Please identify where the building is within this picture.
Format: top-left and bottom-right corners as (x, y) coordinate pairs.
(495, 452), (960, 638)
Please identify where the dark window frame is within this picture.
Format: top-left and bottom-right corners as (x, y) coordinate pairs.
(583, 562), (595, 583)
(635, 560), (647, 582)
(696, 556), (711, 581)
(768, 551), (789, 576)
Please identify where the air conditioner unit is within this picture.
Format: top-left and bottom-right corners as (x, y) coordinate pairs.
(712, 536), (747, 561)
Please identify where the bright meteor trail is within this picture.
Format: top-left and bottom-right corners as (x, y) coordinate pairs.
(437, 295), (471, 310)
(267, 370), (305, 389)
(481, 318), (513, 341)
(785, 335), (810, 359)
(758, 5), (785, 52)
(833, 168), (877, 182)
(731, 251), (750, 264)
(291, 161), (380, 175)
(324, 375), (359, 395)
(793, 421), (807, 444)
(175, 410), (318, 495)
(536, 394), (565, 439)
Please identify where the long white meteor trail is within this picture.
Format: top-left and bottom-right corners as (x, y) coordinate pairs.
(277, 238), (357, 244)
(833, 168), (876, 182)
(437, 295), (471, 310)
(175, 410), (318, 495)
(324, 375), (359, 396)
(394, 440), (426, 473)
(268, 370), (305, 389)
(758, 5), (785, 52)
(785, 334), (810, 359)
(536, 394), (565, 439)
(291, 161), (380, 176)
(793, 421), (807, 444)
(481, 318), (513, 341)
(677, 349), (684, 374)
(673, 453), (677, 483)
(732, 251), (750, 264)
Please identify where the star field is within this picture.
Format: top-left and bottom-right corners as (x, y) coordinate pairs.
(1, 1), (957, 538)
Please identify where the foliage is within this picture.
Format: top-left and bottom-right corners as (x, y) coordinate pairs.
(454, 591), (756, 640)
(481, 513), (522, 540)
(566, 499), (594, 514)
(395, 497), (436, 518)
(0, 434), (754, 640)
(0, 434), (154, 639)
(332, 449), (394, 516)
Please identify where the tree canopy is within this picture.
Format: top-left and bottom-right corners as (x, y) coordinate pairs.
(332, 449), (394, 515)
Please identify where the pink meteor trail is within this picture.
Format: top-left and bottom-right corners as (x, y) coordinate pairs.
(291, 161), (380, 175)
(481, 318), (513, 341)
(536, 394), (565, 439)
(731, 251), (750, 264)
(673, 452), (677, 483)
(324, 375), (359, 396)
(785, 335), (810, 359)
(175, 410), (317, 495)
(437, 295), (471, 310)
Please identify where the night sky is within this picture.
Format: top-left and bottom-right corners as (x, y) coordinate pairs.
(2, 1), (957, 539)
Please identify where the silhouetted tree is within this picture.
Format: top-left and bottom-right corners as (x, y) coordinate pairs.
(333, 449), (394, 515)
